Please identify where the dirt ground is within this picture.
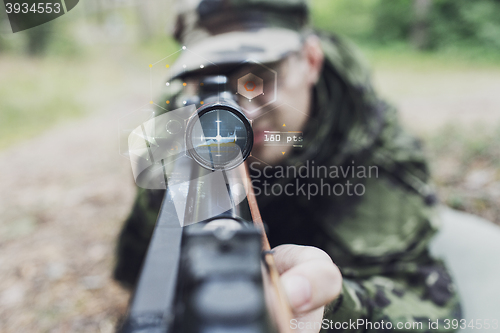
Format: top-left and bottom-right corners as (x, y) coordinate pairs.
(373, 66), (500, 134)
(0, 101), (139, 332)
(375, 66), (500, 225)
(1, 66), (500, 332)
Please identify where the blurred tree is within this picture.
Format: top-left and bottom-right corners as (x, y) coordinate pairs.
(25, 24), (52, 56)
(0, 19), (4, 53)
(371, 0), (413, 44)
(430, 0), (500, 49)
(311, 0), (375, 41)
(136, 0), (175, 41)
(370, 0), (500, 50)
(137, 0), (153, 40)
(411, 0), (432, 50)
(0, 1), (9, 53)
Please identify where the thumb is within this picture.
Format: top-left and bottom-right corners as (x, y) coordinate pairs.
(273, 245), (342, 314)
(281, 274), (312, 312)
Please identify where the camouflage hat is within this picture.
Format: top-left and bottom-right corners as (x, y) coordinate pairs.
(170, 0), (310, 78)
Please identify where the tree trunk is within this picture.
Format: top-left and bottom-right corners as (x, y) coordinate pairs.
(411, 0), (432, 50)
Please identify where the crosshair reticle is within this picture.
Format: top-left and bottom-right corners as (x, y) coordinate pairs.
(186, 104), (253, 170)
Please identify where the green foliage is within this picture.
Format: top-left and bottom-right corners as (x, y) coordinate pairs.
(311, 0), (375, 40)
(430, 0), (500, 49)
(44, 14), (86, 58)
(366, 0), (500, 49)
(371, 0), (413, 44)
(0, 3), (183, 150)
(311, 0), (500, 53)
(447, 194), (465, 210)
(0, 57), (87, 148)
(138, 34), (180, 63)
(25, 23), (53, 55)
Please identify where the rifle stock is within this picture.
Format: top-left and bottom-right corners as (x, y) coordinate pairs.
(121, 76), (293, 332)
(120, 162), (293, 333)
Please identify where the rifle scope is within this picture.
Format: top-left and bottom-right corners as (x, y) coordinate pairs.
(185, 76), (253, 171)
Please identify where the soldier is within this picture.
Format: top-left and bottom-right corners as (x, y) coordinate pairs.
(115, 0), (461, 331)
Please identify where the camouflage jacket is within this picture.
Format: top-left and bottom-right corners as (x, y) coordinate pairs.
(114, 33), (461, 332)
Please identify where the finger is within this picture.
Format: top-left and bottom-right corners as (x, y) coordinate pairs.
(273, 244), (342, 314)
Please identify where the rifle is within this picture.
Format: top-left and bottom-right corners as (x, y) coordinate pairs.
(119, 76), (293, 333)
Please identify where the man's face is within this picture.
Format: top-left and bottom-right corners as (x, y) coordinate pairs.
(184, 36), (323, 166)
(229, 53), (314, 165)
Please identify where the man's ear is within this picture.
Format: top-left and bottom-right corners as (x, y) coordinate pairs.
(303, 35), (324, 85)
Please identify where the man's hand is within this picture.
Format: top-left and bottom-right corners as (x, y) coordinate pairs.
(273, 244), (342, 333)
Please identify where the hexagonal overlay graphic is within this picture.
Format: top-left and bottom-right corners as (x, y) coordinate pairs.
(119, 46), (253, 227)
(234, 60), (278, 116)
(238, 73), (263, 100)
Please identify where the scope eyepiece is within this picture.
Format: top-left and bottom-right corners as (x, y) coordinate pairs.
(185, 100), (253, 171)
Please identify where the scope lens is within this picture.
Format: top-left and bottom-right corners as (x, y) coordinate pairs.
(187, 106), (252, 170)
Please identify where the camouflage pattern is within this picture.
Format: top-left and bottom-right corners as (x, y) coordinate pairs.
(169, 28), (304, 79)
(114, 188), (163, 286)
(173, 0), (309, 46)
(114, 0), (461, 331)
(169, 0), (308, 78)
(250, 33), (461, 332)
